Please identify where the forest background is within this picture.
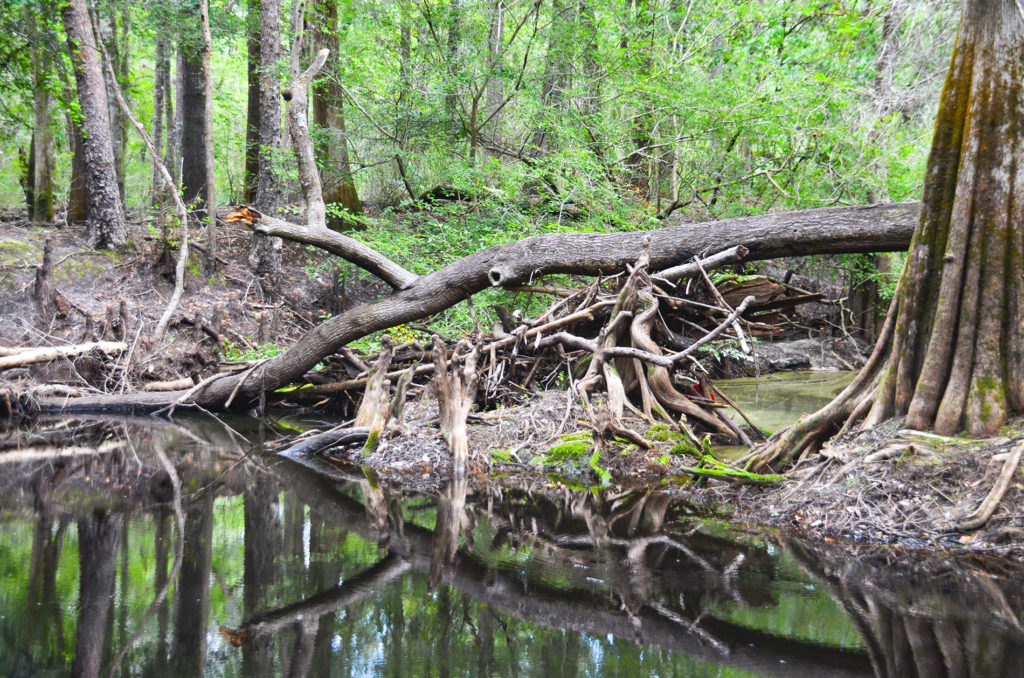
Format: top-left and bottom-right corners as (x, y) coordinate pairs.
(0, 0), (959, 339)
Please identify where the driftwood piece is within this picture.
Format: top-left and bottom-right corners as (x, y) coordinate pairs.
(433, 336), (480, 479)
(0, 341), (127, 370)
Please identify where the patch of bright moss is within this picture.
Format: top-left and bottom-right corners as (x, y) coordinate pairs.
(670, 441), (698, 456)
(543, 441), (590, 463)
(491, 449), (512, 463)
(363, 429), (381, 456)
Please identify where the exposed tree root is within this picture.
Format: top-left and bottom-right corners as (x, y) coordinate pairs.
(956, 444), (1024, 532)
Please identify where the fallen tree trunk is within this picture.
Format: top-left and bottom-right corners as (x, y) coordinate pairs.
(36, 202), (919, 414)
(0, 341), (127, 370)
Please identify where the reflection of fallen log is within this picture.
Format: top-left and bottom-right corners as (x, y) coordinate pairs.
(267, 459), (871, 678)
(219, 553), (411, 645)
(0, 440), (124, 464)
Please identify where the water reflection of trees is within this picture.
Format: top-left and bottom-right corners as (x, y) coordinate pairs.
(3, 417), (1024, 677)
(783, 538), (1024, 678)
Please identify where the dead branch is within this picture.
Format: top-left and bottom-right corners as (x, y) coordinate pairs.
(283, 48), (330, 231)
(224, 206), (417, 290)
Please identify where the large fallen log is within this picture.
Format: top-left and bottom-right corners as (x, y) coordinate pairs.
(36, 202), (919, 414)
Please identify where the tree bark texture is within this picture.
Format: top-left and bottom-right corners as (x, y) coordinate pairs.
(38, 201), (918, 415)
(312, 0), (362, 224)
(61, 0), (126, 248)
(284, 49), (330, 231)
(874, 1), (1024, 436)
(95, 3), (127, 205)
(67, 119), (88, 222)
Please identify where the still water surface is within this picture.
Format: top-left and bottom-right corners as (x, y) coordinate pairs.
(0, 410), (1021, 677)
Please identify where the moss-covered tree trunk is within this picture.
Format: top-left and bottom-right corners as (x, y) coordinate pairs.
(753, 0), (1024, 469)
(875, 0), (1024, 436)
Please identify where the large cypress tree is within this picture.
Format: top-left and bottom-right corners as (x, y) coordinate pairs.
(754, 0), (1024, 468)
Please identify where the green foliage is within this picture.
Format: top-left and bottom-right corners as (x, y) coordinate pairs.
(221, 340), (285, 362)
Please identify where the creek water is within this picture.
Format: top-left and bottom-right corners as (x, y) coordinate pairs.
(1, 403), (1022, 676)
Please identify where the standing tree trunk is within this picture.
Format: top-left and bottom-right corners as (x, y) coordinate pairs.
(150, 37), (170, 208)
(27, 4), (55, 224)
(95, 4), (127, 206)
(483, 0), (505, 166)
(179, 2), (209, 222)
(201, 0), (218, 272)
(249, 0), (285, 284)
(753, 0), (1024, 468)
(61, 0), (126, 248)
(170, 49), (184, 186)
(254, 0), (283, 208)
(244, 0), (261, 203)
(311, 0), (362, 228)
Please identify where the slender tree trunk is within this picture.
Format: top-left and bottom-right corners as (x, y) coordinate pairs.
(311, 0), (362, 227)
(61, 0), (126, 248)
(150, 37), (170, 207)
(170, 49), (184, 185)
(484, 0), (505, 165)
(27, 5), (55, 223)
(532, 0), (568, 155)
(445, 0), (460, 129)
(244, 0), (261, 203)
(20, 140), (34, 214)
(201, 0), (218, 271)
(67, 118), (88, 222)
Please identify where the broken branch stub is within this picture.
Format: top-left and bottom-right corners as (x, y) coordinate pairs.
(433, 336), (481, 479)
(354, 335), (395, 454)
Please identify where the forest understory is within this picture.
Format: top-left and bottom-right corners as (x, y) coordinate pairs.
(1, 203), (1021, 561)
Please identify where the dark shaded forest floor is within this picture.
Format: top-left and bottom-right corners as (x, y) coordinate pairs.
(1, 209), (1021, 562)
